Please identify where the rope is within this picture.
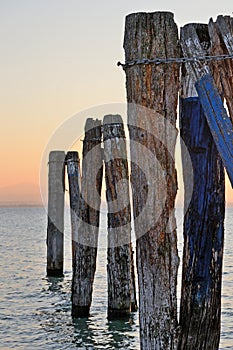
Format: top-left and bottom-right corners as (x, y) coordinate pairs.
(117, 54), (233, 69)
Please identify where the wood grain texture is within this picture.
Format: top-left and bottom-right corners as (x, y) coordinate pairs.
(124, 12), (180, 349)
(179, 23), (225, 350)
(72, 119), (103, 318)
(180, 22), (233, 186)
(66, 151), (81, 265)
(103, 114), (137, 318)
(180, 23), (210, 97)
(195, 74), (233, 187)
(47, 151), (66, 277)
(208, 16), (233, 123)
(179, 97), (225, 350)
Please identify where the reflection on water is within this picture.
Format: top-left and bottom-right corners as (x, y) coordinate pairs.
(40, 269), (139, 349)
(46, 276), (65, 292)
(0, 207), (232, 349)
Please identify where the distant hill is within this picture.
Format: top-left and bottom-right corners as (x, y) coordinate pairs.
(0, 183), (43, 206)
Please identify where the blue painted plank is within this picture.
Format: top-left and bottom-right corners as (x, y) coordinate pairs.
(179, 96), (225, 348)
(195, 74), (233, 187)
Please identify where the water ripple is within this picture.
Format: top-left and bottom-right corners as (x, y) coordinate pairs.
(0, 207), (232, 349)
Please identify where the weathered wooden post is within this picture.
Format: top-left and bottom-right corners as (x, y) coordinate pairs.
(47, 150), (66, 277)
(179, 23), (225, 350)
(130, 245), (137, 312)
(123, 12), (180, 348)
(208, 15), (233, 123)
(179, 21), (233, 186)
(72, 118), (103, 317)
(196, 75), (233, 186)
(66, 151), (81, 264)
(103, 114), (137, 318)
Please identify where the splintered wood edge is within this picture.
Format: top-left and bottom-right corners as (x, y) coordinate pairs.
(180, 23), (210, 98)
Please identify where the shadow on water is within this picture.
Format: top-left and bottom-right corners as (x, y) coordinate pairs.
(37, 275), (139, 349)
(71, 313), (138, 349)
(72, 317), (96, 348)
(46, 276), (65, 292)
(107, 315), (138, 348)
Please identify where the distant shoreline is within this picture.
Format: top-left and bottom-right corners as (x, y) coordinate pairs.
(0, 203), (44, 208)
(1, 203), (233, 208)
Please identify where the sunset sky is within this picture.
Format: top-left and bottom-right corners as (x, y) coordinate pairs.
(0, 0), (232, 205)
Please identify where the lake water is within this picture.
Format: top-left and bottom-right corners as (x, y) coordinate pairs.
(0, 207), (232, 349)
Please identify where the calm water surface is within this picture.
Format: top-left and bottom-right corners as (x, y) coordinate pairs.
(0, 207), (232, 349)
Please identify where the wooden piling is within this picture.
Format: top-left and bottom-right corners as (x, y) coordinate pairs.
(72, 119), (103, 318)
(47, 151), (66, 277)
(103, 114), (137, 319)
(195, 74), (233, 186)
(179, 23), (225, 350)
(124, 12), (180, 348)
(66, 151), (81, 264)
(130, 244), (138, 312)
(208, 15), (233, 123)
(180, 22), (233, 186)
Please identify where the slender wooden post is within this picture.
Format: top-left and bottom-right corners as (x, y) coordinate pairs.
(179, 23), (225, 350)
(66, 151), (81, 264)
(124, 12), (180, 348)
(72, 119), (103, 318)
(103, 114), (137, 319)
(47, 151), (65, 277)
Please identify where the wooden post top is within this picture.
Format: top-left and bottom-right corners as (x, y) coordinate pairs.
(66, 151), (79, 161)
(103, 114), (123, 125)
(85, 118), (102, 132)
(125, 11), (175, 20)
(49, 151), (66, 162)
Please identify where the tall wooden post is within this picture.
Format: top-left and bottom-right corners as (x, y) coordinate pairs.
(72, 119), (103, 318)
(103, 114), (137, 319)
(47, 151), (65, 277)
(66, 151), (81, 264)
(124, 12), (180, 348)
(179, 23), (225, 350)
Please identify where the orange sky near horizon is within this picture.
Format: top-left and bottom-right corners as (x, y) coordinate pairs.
(0, 0), (232, 204)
